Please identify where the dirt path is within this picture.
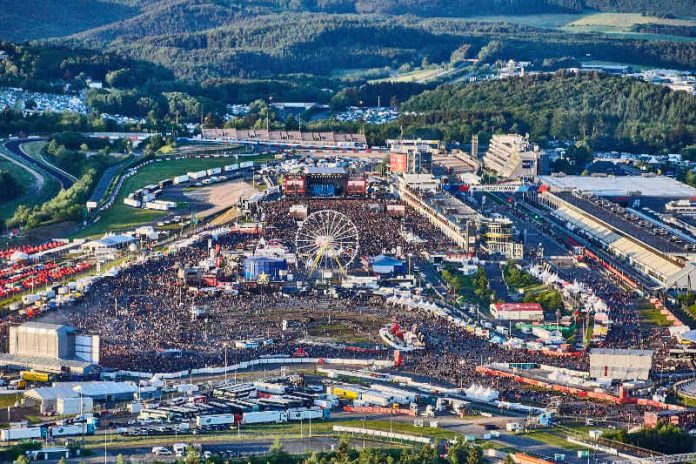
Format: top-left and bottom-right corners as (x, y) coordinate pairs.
(184, 179), (258, 220)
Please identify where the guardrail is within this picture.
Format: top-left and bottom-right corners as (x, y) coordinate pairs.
(332, 426), (433, 445)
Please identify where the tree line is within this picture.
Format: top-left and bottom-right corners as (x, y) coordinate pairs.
(401, 71), (696, 154)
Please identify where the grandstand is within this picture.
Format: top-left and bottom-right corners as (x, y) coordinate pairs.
(538, 190), (696, 288)
(201, 129), (367, 150)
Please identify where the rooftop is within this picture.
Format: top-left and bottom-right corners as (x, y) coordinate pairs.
(305, 166), (347, 175)
(590, 348), (654, 357)
(539, 175), (696, 198)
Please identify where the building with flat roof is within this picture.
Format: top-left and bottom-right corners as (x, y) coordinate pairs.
(398, 184), (479, 252)
(0, 322), (99, 375)
(538, 174), (696, 199)
(484, 134), (540, 180)
(589, 348), (653, 381)
(480, 217), (524, 260)
(24, 381), (138, 413)
(536, 189), (696, 288)
(490, 303), (544, 321)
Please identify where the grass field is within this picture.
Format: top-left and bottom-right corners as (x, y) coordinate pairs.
(77, 418), (457, 450)
(21, 141), (46, 159)
(0, 393), (22, 409)
(74, 157), (240, 237)
(520, 430), (585, 451)
(565, 13), (695, 30)
(637, 302), (673, 327)
(0, 144), (61, 221)
(372, 66), (447, 84)
(462, 12), (696, 42)
(463, 13), (586, 29)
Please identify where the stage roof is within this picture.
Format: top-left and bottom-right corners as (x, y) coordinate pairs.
(305, 167), (347, 175)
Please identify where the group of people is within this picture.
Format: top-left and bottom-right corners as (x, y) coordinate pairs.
(262, 198), (453, 257)
(33, 232), (394, 372)
(0, 192), (685, 427)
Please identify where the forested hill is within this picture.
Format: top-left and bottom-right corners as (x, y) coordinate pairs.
(400, 72), (696, 153)
(1, 0), (695, 42)
(60, 15), (695, 80)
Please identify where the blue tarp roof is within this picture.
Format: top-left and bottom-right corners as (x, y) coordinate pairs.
(372, 254), (403, 266)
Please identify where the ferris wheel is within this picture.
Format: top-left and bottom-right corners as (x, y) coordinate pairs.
(295, 210), (359, 277)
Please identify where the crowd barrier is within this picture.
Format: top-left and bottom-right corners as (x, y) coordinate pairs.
(332, 426), (432, 445)
(476, 366), (685, 411)
(103, 357), (392, 380)
(343, 405), (416, 416)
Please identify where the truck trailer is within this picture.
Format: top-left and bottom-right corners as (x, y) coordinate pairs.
(241, 410), (287, 425)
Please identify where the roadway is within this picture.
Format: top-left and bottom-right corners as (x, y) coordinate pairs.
(4, 138), (75, 189)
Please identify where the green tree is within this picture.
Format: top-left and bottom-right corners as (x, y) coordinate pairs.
(447, 439), (470, 464)
(335, 436), (351, 464)
(465, 447), (482, 464)
(268, 438), (291, 464)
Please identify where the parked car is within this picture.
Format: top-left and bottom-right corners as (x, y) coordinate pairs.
(152, 447), (172, 456)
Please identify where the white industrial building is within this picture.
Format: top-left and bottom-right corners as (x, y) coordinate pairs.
(0, 322), (99, 375)
(538, 174), (696, 198)
(589, 348), (653, 381)
(24, 381), (138, 414)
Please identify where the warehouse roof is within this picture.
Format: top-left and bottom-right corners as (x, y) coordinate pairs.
(539, 175), (696, 198)
(590, 348), (654, 357)
(15, 322), (75, 334)
(0, 353), (92, 374)
(25, 381), (137, 401)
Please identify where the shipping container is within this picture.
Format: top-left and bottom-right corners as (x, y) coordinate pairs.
(123, 198), (141, 208)
(331, 386), (361, 400)
(50, 423), (94, 437)
(207, 167), (222, 176)
(22, 294), (41, 305)
(187, 170), (207, 180)
(360, 392), (393, 407)
(239, 161), (254, 169)
(57, 397), (93, 415)
(254, 382), (287, 395)
(224, 164), (239, 172)
(173, 175), (190, 185)
(196, 414), (238, 427)
(20, 371), (52, 383)
(1, 426), (43, 441)
(369, 385), (416, 403)
(287, 407), (325, 421)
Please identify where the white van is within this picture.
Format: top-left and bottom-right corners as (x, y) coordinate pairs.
(173, 443), (188, 457)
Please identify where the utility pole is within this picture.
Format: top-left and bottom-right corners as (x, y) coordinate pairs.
(224, 344), (228, 384)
